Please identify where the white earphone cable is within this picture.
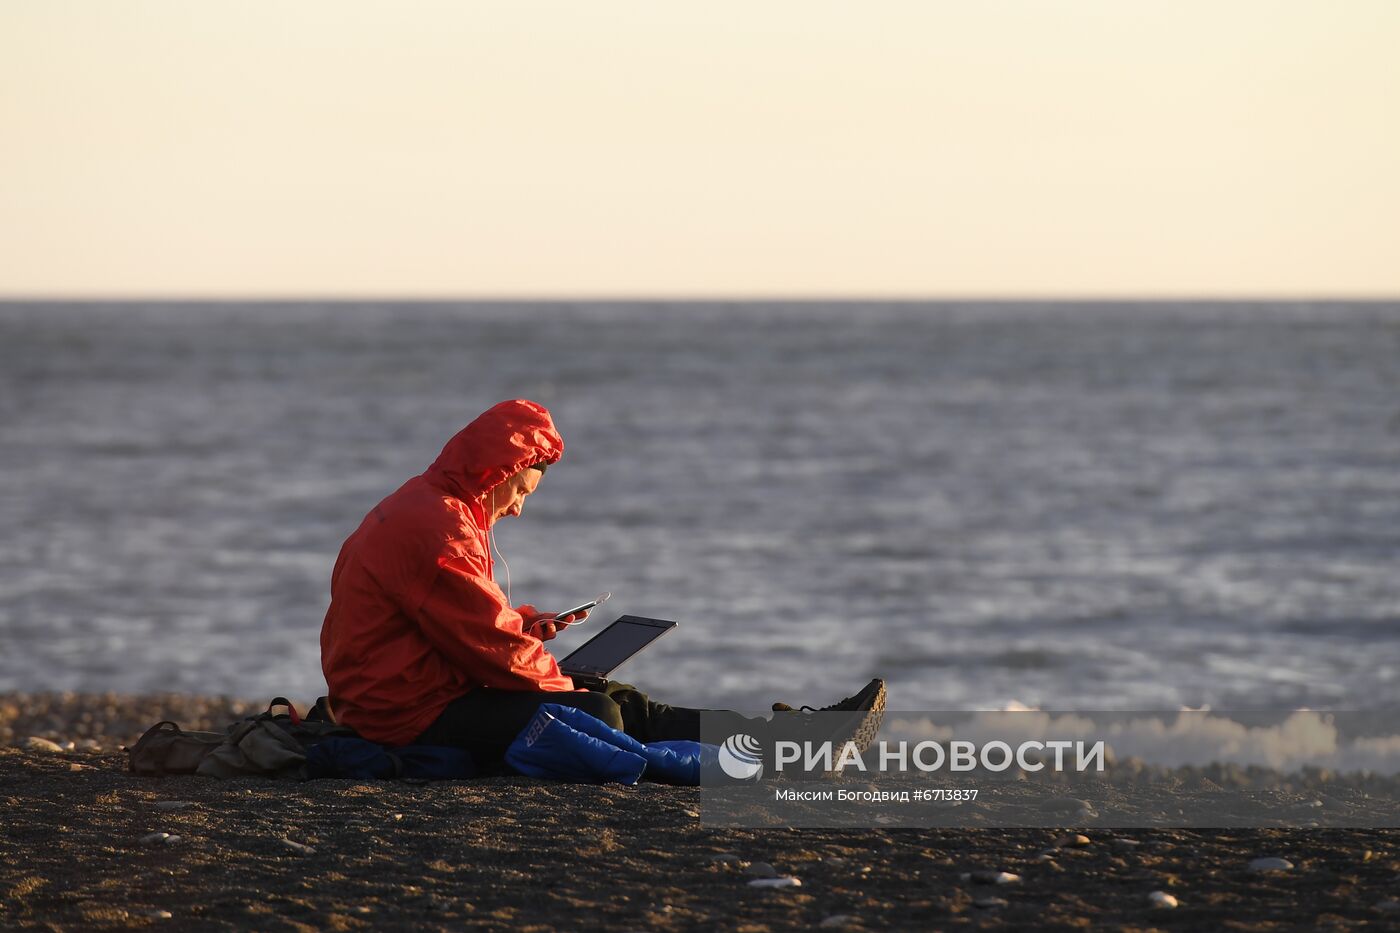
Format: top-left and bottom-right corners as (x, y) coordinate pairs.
(487, 487), (511, 604)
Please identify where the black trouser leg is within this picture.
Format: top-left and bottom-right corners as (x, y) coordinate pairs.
(600, 681), (766, 744)
(414, 683), (767, 765)
(414, 687), (627, 766)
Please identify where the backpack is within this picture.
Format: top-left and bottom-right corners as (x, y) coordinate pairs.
(126, 697), (355, 779)
(126, 697), (472, 782)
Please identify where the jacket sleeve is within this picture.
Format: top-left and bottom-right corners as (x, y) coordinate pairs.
(413, 555), (576, 692)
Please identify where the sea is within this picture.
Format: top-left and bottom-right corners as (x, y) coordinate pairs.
(2, 301), (1398, 713)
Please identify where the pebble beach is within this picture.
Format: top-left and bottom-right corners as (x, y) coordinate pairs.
(4, 693), (1400, 930)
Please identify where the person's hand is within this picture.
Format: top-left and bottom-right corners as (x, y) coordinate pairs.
(530, 614), (562, 641)
(527, 608), (589, 641)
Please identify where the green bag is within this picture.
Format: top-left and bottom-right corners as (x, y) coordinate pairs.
(125, 720), (225, 776)
(126, 698), (356, 778)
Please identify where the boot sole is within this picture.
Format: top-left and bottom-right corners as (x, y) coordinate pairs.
(838, 679), (886, 757)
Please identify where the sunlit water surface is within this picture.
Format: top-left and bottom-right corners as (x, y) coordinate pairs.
(2, 302), (1397, 712)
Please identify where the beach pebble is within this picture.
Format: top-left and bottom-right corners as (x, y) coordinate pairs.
(1045, 796), (1095, 814)
(1376, 900), (1400, 912)
(708, 853), (743, 865)
(969, 870), (1021, 885)
(824, 856), (848, 867)
(1248, 857), (1293, 873)
(682, 809), (700, 818)
(162, 835), (182, 846)
(1112, 838), (1142, 848)
(819, 915), (858, 928)
(1148, 891), (1179, 908)
(748, 876), (801, 889)
(281, 839), (316, 856)
(973, 897), (1009, 909)
(153, 801), (195, 811)
(148, 910), (174, 919)
(76, 738), (100, 750)
(1055, 833), (1091, 848)
(744, 861), (779, 879)
(23, 736), (66, 753)
(140, 833), (171, 846)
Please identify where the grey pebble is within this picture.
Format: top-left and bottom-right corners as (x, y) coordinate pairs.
(1111, 838), (1142, 848)
(819, 915), (857, 928)
(1248, 857), (1293, 872)
(973, 897), (1009, 909)
(281, 839), (317, 855)
(140, 833), (170, 846)
(744, 861), (779, 879)
(1147, 890), (1179, 908)
(708, 853), (743, 865)
(748, 876), (801, 889)
(824, 856), (848, 867)
(153, 801), (195, 811)
(162, 835), (182, 846)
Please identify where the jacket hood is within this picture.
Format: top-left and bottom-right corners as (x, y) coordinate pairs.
(422, 399), (563, 504)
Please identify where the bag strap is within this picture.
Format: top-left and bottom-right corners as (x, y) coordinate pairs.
(265, 697), (302, 726)
(133, 720), (183, 743)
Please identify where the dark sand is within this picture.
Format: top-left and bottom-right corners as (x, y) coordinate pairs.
(3, 694), (1398, 931)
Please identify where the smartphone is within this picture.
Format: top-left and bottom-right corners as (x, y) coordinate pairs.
(554, 592), (611, 624)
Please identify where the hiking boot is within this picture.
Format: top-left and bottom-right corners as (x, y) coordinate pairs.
(772, 678), (886, 743)
(768, 678), (887, 778)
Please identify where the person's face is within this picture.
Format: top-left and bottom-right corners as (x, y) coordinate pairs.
(488, 468), (542, 525)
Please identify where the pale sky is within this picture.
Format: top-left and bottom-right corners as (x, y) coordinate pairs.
(2, 1), (1397, 297)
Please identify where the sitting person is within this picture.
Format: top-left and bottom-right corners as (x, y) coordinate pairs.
(319, 398), (882, 766)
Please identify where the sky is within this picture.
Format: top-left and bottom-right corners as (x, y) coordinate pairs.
(1, 1), (1397, 298)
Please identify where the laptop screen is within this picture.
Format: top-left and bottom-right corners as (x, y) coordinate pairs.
(559, 615), (678, 677)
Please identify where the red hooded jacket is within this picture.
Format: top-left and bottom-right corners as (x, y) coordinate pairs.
(320, 399), (575, 746)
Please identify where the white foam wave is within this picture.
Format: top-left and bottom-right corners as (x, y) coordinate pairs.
(885, 710), (1400, 775)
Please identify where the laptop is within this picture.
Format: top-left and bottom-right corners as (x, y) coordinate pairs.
(558, 615), (678, 690)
